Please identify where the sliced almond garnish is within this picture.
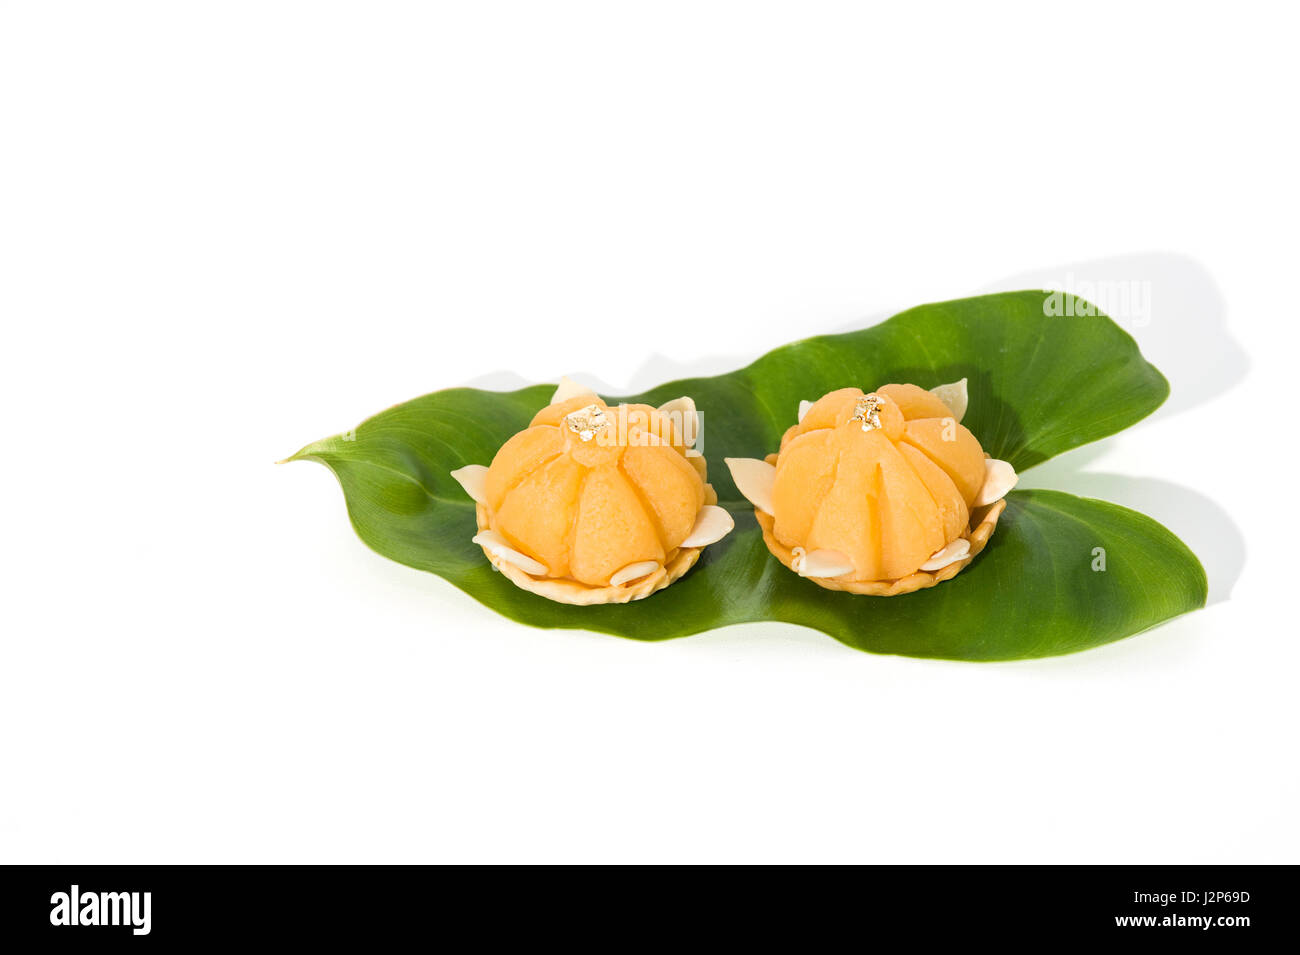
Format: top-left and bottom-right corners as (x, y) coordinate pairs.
(724, 457), (777, 514)
(450, 464), (489, 504)
(920, 537), (971, 571)
(679, 505), (734, 548)
(791, 546), (854, 579)
(609, 560), (661, 586)
(797, 399), (814, 423)
(930, 377), (968, 423)
(550, 375), (598, 405)
(657, 395), (700, 447)
(973, 458), (1018, 507)
(471, 529), (548, 576)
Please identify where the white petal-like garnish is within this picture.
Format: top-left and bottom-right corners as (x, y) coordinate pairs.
(471, 529), (548, 576)
(551, 375), (598, 405)
(679, 505), (734, 548)
(973, 458), (1018, 507)
(450, 464), (489, 504)
(920, 537), (971, 571)
(930, 377), (968, 423)
(791, 547), (854, 578)
(797, 399), (814, 423)
(609, 560), (661, 586)
(657, 395), (700, 447)
(724, 457), (777, 515)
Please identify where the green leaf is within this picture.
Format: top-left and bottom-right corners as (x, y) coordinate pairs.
(288, 291), (1204, 660)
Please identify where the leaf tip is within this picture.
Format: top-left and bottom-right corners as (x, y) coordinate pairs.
(279, 439), (328, 466)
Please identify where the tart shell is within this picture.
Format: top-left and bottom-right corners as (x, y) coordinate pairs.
(754, 497), (1007, 596)
(475, 503), (704, 605)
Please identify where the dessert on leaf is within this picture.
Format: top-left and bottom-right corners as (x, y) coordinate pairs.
(450, 377), (733, 605)
(725, 379), (1018, 596)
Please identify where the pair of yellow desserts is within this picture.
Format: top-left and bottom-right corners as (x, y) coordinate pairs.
(450, 376), (1018, 605)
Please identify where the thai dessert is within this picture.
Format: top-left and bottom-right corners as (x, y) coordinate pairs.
(725, 379), (1017, 595)
(450, 378), (733, 604)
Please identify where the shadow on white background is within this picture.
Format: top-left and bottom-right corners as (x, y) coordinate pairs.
(986, 253), (1246, 608)
(984, 252), (1248, 421)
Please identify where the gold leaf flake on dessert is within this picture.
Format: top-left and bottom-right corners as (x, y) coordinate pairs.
(564, 403), (609, 442)
(850, 393), (886, 432)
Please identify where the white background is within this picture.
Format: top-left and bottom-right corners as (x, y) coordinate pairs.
(2, 2), (1296, 863)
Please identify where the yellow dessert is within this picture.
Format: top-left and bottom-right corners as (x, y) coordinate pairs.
(725, 379), (1017, 595)
(450, 377), (733, 605)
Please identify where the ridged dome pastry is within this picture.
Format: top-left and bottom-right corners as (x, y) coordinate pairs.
(725, 379), (1017, 596)
(450, 378), (733, 605)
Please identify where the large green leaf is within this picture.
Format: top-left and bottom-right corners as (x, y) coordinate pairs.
(287, 291), (1205, 660)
